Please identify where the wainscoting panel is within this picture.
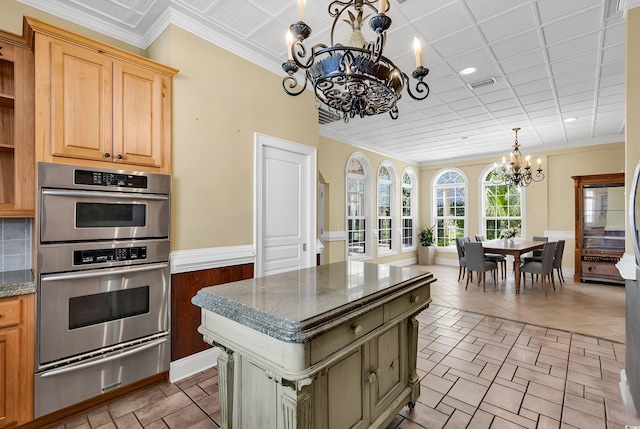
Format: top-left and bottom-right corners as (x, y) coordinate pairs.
(171, 263), (254, 361)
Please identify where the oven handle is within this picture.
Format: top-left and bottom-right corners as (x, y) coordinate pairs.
(41, 262), (169, 281)
(41, 189), (169, 201)
(39, 338), (168, 378)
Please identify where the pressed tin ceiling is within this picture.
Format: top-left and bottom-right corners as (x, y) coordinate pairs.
(18, 0), (631, 166)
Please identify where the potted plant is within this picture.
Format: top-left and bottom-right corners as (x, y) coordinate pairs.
(418, 225), (436, 265)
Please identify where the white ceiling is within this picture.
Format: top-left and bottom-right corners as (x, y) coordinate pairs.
(19, 0), (631, 166)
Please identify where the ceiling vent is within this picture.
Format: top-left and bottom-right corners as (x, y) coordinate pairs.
(467, 77), (497, 90)
(319, 107), (340, 124)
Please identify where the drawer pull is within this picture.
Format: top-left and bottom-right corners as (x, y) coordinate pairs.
(351, 324), (363, 335)
(410, 294), (419, 303)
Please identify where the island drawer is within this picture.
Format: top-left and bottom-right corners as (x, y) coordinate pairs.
(310, 306), (383, 364)
(0, 297), (21, 328)
(388, 283), (430, 321)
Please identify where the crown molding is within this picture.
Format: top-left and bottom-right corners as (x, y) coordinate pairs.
(623, 0), (640, 16)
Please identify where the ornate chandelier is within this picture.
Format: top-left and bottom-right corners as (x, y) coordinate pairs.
(281, 0), (430, 123)
(492, 128), (545, 187)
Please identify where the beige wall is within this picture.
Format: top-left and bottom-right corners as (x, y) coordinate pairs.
(318, 136), (420, 264)
(419, 142), (625, 268)
(146, 26), (319, 250)
(627, 7), (640, 255)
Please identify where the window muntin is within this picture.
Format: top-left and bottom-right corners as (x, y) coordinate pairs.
(482, 170), (522, 239)
(433, 170), (466, 247)
(401, 170), (416, 250)
(347, 156), (369, 257)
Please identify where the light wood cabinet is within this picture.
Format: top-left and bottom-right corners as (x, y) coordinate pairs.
(0, 293), (35, 428)
(28, 17), (177, 174)
(572, 173), (625, 284)
(0, 24), (35, 218)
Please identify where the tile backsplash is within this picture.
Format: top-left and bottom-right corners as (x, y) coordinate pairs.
(0, 218), (32, 271)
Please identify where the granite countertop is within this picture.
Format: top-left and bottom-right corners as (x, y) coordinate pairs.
(192, 261), (435, 343)
(0, 270), (36, 298)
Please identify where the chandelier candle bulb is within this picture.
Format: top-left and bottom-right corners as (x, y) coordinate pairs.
(297, 0), (305, 22)
(413, 37), (423, 68)
(286, 31), (294, 60)
(537, 158), (542, 169)
(378, 0), (388, 14)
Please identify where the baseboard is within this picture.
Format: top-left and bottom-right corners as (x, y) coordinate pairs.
(169, 347), (220, 383)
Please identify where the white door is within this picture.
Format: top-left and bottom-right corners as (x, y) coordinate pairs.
(256, 134), (316, 277)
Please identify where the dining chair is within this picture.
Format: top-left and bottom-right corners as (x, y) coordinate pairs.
(552, 239), (566, 285)
(520, 242), (556, 296)
(464, 241), (497, 292)
(531, 235), (548, 258)
(475, 235), (507, 279)
(455, 237), (470, 282)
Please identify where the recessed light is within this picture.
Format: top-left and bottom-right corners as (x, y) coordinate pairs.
(459, 67), (476, 75)
(564, 117), (577, 122)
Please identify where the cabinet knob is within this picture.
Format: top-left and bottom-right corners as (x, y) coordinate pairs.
(367, 370), (378, 384)
(351, 324), (362, 335)
(116, 154), (123, 160)
(104, 152), (111, 158)
(410, 294), (419, 303)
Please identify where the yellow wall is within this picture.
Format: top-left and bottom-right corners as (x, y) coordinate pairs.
(318, 136), (420, 264)
(419, 142), (625, 268)
(146, 26), (319, 250)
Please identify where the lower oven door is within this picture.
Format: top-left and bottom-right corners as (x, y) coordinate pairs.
(35, 334), (169, 417)
(38, 262), (169, 366)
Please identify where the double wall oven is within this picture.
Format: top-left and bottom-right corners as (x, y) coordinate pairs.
(35, 162), (171, 417)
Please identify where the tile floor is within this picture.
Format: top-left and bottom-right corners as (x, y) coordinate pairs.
(54, 263), (640, 429)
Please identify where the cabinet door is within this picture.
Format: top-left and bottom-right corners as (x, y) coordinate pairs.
(0, 328), (19, 428)
(325, 348), (365, 429)
(113, 61), (165, 168)
(370, 324), (404, 419)
(50, 40), (113, 162)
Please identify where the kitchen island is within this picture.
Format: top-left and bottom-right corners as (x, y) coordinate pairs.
(192, 261), (435, 429)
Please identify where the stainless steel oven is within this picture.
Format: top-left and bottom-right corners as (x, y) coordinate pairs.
(34, 162), (171, 417)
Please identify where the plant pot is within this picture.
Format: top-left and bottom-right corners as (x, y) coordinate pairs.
(418, 245), (436, 265)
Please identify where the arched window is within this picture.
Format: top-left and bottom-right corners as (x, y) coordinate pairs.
(346, 154), (371, 258)
(481, 168), (523, 239)
(377, 162), (396, 255)
(401, 168), (417, 250)
(433, 169), (467, 247)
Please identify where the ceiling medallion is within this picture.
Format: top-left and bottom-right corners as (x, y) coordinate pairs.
(281, 0), (430, 123)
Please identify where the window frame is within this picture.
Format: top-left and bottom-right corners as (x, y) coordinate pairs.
(479, 165), (526, 239)
(345, 153), (372, 260)
(376, 161), (397, 257)
(401, 167), (418, 252)
(432, 168), (468, 249)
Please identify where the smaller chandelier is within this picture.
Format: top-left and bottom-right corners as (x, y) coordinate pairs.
(492, 128), (545, 187)
(281, 0), (430, 123)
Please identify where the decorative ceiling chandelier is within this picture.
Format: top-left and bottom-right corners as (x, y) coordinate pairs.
(492, 128), (545, 187)
(281, 0), (430, 123)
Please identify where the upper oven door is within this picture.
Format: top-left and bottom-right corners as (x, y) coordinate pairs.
(40, 189), (170, 243)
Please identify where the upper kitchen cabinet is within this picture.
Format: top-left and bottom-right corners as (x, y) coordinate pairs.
(28, 17), (178, 174)
(0, 23), (35, 218)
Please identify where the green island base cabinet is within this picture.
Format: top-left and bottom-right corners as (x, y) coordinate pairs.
(192, 261), (435, 429)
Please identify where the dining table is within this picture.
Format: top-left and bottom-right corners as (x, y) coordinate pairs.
(481, 239), (547, 293)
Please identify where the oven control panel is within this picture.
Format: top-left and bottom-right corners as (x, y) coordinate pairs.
(73, 246), (147, 265)
(75, 169), (148, 189)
